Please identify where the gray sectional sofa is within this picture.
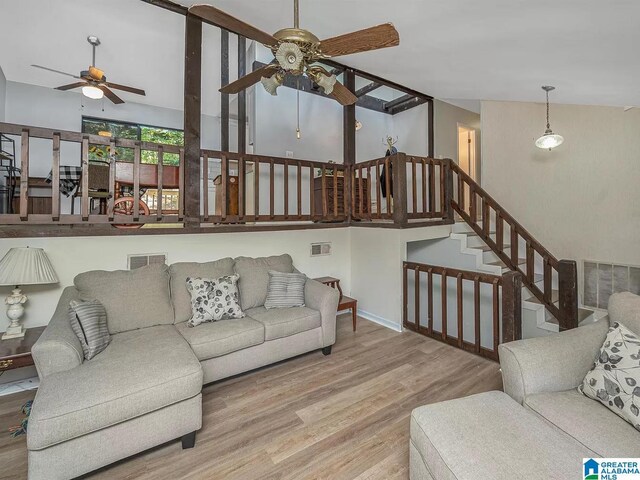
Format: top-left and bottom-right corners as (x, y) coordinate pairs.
(409, 291), (640, 479)
(28, 254), (339, 480)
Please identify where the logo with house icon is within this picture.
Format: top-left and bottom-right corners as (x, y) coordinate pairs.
(584, 458), (599, 480)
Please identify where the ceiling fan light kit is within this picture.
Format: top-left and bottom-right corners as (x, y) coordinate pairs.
(189, 0), (399, 106)
(31, 35), (146, 105)
(535, 85), (564, 151)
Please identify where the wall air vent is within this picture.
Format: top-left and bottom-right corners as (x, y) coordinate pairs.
(128, 253), (168, 270)
(310, 242), (332, 257)
(583, 260), (640, 310)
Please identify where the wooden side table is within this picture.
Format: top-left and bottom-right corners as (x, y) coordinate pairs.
(313, 277), (358, 332)
(0, 326), (45, 372)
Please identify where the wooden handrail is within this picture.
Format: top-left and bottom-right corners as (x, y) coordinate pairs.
(448, 160), (578, 330)
(403, 261), (522, 361)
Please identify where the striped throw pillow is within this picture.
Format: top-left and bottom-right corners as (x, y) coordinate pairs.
(68, 299), (111, 360)
(264, 271), (306, 309)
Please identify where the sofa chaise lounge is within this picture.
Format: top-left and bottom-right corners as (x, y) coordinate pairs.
(410, 292), (640, 479)
(27, 254), (339, 480)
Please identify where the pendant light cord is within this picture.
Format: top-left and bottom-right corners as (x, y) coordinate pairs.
(546, 89), (550, 129)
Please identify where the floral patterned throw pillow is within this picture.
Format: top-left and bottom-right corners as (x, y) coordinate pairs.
(186, 274), (245, 327)
(579, 322), (640, 431)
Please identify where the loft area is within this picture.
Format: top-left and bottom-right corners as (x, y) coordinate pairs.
(0, 1), (639, 479)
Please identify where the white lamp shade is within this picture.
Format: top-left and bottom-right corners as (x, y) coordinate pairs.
(82, 85), (104, 100)
(535, 132), (564, 150)
(0, 247), (58, 286)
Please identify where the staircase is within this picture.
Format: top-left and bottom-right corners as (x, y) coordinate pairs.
(447, 161), (591, 334)
(450, 220), (596, 336)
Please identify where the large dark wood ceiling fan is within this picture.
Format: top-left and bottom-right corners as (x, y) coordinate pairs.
(189, 0), (400, 106)
(31, 36), (146, 105)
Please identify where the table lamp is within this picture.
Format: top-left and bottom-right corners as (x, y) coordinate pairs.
(0, 247), (58, 340)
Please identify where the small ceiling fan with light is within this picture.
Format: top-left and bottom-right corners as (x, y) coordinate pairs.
(189, 0), (400, 106)
(31, 36), (146, 104)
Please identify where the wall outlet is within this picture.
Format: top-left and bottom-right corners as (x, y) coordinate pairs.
(286, 151), (294, 158)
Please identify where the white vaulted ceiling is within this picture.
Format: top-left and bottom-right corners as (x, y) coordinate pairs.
(1, 0), (639, 114)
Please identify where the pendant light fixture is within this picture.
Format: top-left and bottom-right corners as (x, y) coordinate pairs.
(535, 85), (564, 150)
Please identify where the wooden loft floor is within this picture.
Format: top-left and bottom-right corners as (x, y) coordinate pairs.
(0, 316), (502, 480)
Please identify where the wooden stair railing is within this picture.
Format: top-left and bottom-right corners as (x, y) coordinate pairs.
(448, 161), (578, 331)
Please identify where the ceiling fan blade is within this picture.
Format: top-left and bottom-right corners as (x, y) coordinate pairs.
(189, 4), (278, 47)
(99, 86), (125, 105)
(319, 23), (400, 57)
(220, 64), (278, 94)
(55, 82), (87, 91)
(31, 64), (81, 79)
(105, 82), (146, 96)
(330, 80), (358, 106)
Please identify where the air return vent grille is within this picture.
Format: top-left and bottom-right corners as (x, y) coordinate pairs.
(583, 260), (640, 310)
(310, 242), (332, 257)
(128, 253), (167, 270)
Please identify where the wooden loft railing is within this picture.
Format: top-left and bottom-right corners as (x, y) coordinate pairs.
(449, 162), (579, 331)
(403, 261), (522, 361)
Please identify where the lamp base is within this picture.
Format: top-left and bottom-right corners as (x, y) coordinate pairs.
(2, 324), (25, 340)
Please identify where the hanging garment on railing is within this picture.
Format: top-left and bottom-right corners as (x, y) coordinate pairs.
(379, 146), (396, 198)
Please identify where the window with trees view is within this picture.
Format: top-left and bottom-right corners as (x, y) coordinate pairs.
(82, 117), (184, 166)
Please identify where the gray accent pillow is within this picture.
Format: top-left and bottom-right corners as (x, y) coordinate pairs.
(264, 270), (306, 309)
(186, 274), (245, 327)
(169, 258), (235, 323)
(234, 254), (294, 310)
(580, 322), (640, 431)
(68, 299), (110, 360)
(74, 263), (173, 334)
(608, 292), (640, 336)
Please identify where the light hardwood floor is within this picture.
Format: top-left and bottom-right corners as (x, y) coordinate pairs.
(0, 315), (503, 480)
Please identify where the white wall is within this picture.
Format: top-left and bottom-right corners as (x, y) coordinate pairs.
(482, 100), (640, 268)
(434, 99), (481, 170)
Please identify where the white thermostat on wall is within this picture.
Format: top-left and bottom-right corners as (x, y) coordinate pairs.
(310, 242), (332, 257)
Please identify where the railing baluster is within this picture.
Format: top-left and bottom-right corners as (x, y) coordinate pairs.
(19, 130), (29, 221)
(342, 166), (348, 220)
(367, 165), (372, 220)
(496, 212), (504, 251)
(51, 133), (60, 221)
(492, 279), (500, 353)
(358, 166), (364, 216)
(221, 154), (228, 221)
(441, 269), (448, 340)
(296, 161), (302, 219)
(384, 157), (391, 217)
(108, 139), (116, 221)
(482, 198), (490, 236)
(457, 174), (464, 212)
(421, 158), (427, 215)
(321, 166), (327, 219)
(254, 160), (260, 222)
(469, 185), (476, 224)
(428, 161), (435, 214)
(411, 157), (417, 214)
(81, 136), (90, 221)
(457, 273), (463, 348)
(309, 163), (314, 220)
(526, 241), (534, 283)
(333, 167), (338, 218)
(510, 224), (519, 266)
(427, 268), (433, 334)
(414, 267), (420, 329)
(238, 155), (245, 221)
(543, 256), (552, 303)
(402, 263), (408, 329)
(474, 276), (481, 353)
(179, 148), (185, 220)
(376, 160), (382, 218)
(284, 160), (289, 219)
(202, 151), (209, 222)
(157, 146), (164, 222)
(269, 159), (274, 220)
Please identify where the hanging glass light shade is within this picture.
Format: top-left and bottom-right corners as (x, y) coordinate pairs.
(535, 85), (564, 150)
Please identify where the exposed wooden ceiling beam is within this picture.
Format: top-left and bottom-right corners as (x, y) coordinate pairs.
(139, 0), (434, 102)
(355, 82), (382, 98)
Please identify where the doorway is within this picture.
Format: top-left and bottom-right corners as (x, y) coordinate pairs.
(457, 124), (477, 180)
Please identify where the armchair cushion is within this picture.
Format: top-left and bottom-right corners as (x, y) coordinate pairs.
(608, 292), (640, 336)
(525, 389), (640, 457)
(499, 318), (609, 404)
